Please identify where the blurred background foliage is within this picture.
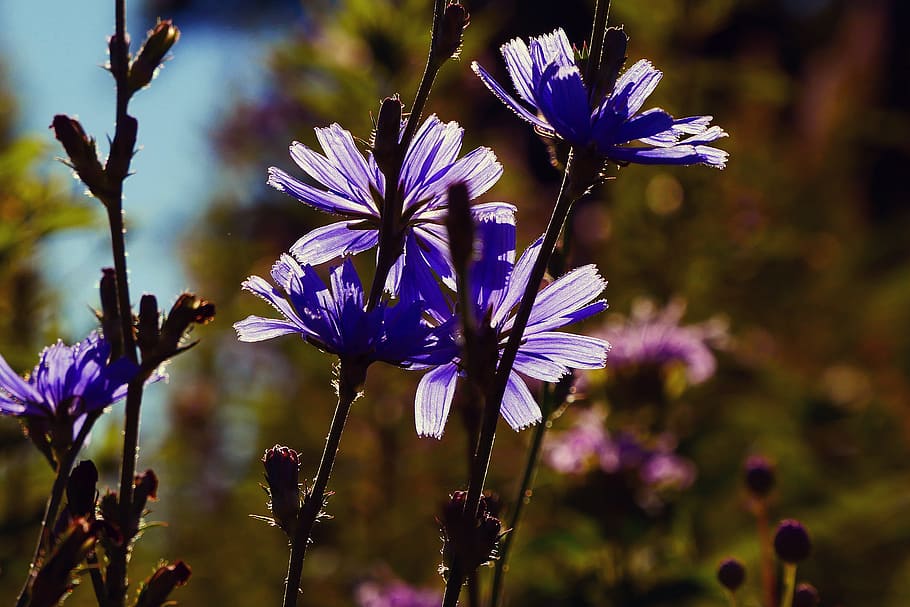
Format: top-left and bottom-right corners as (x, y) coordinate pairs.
(2, 0), (910, 605)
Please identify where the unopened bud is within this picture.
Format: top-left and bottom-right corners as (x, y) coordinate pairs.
(66, 460), (99, 519)
(51, 115), (109, 201)
(135, 561), (192, 607)
(129, 20), (180, 93)
(373, 96), (403, 178)
(793, 583), (820, 607)
(30, 518), (99, 607)
(263, 445), (301, 535)
(134, 469), (159, 512)
(433, 2), (469, 63)
(156, 293), (216, 361)
(744, 455), (775, 498)
(774, 519), (811, 564)
(589, 27), (628, 108)
(440, 491), (502, 575)
(445, 183), (474, 277)
(108, 33), (131, 79)
(137, 294), (161, 358)
(716, 558), (745, 592)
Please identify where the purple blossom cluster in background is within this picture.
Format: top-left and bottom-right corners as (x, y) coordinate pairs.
(544, 406), (696, 502)
(355, 581), (441, 607)
(598, 299), (727, 385)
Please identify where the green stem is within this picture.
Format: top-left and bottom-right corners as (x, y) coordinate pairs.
(15, 415), (98, 607)
(489, 388), (554, 607)
(779, 563), (797, 607)
(282, 361), (362, 607)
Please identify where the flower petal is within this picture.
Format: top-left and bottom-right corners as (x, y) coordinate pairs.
(234, 315), (303, 342)
(401, 117), (464, 200)
(606, 127), (729, 168)
(535, 63), (592, 146)
(289, 139), (373, 210)
(528, 28), (575, 83)
(313, 124), (375, 196)
(604, 107), (675, 146)
(290, 221), (379, 266)
(524, 265), (607, 332)
(492, 235), (543, 328)
(267, 167), (374, 217)
(521, 332), (610, 371)
(471, 62), (556, 135)
(415, 363), (459, 438)
(0, 353), (42, 405)
(409, 147), (503, 212)
(501, 371), (542, 431)
(500, 36), (536, 105)
(607, 59), (663, 119)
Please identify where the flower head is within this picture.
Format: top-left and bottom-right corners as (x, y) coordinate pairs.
(599, 299), (725, 385)
(472, 28), (728, 168)
(267, 115), (507, 293)
(413, 209), (610, 437)
(0, 332), (138, 439)
(234, 255), (446, 368)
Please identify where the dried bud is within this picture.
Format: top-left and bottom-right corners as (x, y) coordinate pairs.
(433, 1), (469, 63)
(66, 460), (99, 519)
(97, 491), (124, 547)
(263, 445), (301, 535)
(155, 293), (215, 362)
(440, 491), (502, 575)
(135, 561), (192, 607)
(744, 455), (775, 498)
(137, 294), (161, 358)
(134, 469), (159, 513)
(108, 32), (131, 79)
(30, 518), (99, 607)
(774, 519), (811, 564)
(51, 115), (110, 201)
(716, 558), (745, 592)
(99, 268), (123, 360)
(793, 583), (820, 607)
(373, 96), (403, 178)
(105, 114), (137, 184)
(129, 20), (181, 93)
(444, 182), (474, 278)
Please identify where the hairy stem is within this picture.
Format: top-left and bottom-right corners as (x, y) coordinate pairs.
(282, 362), (361, 607)
(15, 415), (99, 607)
(444, 151), (579, 606)
(584, 0), (612, 88)
(489, 387), (554, 607)
(366, 0), (447, 309)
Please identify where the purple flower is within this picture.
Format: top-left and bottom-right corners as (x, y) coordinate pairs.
(267, 115), (507, 293)
(0, 332), (138, 437)
(234, 255), (446, 368)
(355, 581), (441, 607)
(599, 300), (725, 385)
(471, 28), (728, 168)
(413, 208), (610, 437)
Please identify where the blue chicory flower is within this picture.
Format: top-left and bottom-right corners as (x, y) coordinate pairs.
(267, 115), (507, 293)
(0, 332), (139, 438)
(413, 207), (611, 437)
(234, 255), (447, 368)
(471, 28), (728, 168)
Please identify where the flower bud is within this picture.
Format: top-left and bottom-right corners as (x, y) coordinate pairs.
(433, 2), (469, 63)
(133, 469), (159, 514)
(135, 560), (192, 607)
(372, 96), (403, 178)
(716, 558), (745, 592)
(445, 182), (474, 278)
(155, 293), (216, 362)
(137, 294), (161, 359)
(50, 115), (109, 201)
(589, 27), (628, 108)
(774, 519), (811, 564)
(440, 491), (502, 575)
(30, 518), (99, 607)
(744, 455), (775, 498)
(66, 460), (99, 519)
(793, 583), (820, 607)
(129, 20), (181, 93)
(263, 445), (301, 535)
